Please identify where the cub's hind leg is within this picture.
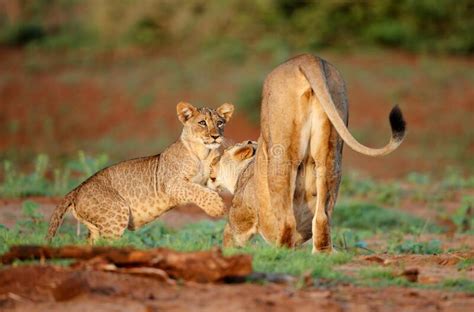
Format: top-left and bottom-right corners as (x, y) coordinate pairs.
(73, 182), (131, 244)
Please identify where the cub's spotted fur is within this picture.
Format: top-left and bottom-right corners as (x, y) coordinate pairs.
(47, 102), (234, 243)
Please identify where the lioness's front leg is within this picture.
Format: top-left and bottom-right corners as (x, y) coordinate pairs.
(224, 202), (257, 248)
(166, 179), (225, 217)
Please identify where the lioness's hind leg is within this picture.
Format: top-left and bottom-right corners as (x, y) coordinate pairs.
(262, 137), (306, 247)
(310, 115), (333, 253)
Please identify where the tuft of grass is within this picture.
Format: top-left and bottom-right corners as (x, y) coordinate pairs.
(457, 258), (474, 271)
(388, 239), (443, 255)
(441, 168), (474, 189)
(406, 172), (431, 185)
(333, 201), (442, 235)
(231, 245), (352, 280)
(358, 266), (410, 287)
(340, 173), (403, 206)
(450, 196), (474, 234)
(441, 278), (474, 294)
(0, 152), (109, 198)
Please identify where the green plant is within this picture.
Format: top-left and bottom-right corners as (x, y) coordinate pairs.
(388, 239), (442, 255)
(0, 152), (110, 198)
(126, 17), (166, 47)
(232, 245), (352, 279)
(0, 22), (45, 46)
(72, 151), (109, 177)
(450, 196), (474, 233)
(441, 278), (474, 293)
(340, 173), (403, 206)
(333, 201), (442, 234)
(332, 229), (371, 253)
(441, 168), (474, 189)
(0, 154), (50, 197)
(340, 173), (376, 197)
(358, 266), (409, 287)
(406, 172), (431, 185)
(457, 258), (474, 271)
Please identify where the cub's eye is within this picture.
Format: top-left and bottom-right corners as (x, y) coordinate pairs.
(198, 120), (207, 127)
(217, 120), (224, 128)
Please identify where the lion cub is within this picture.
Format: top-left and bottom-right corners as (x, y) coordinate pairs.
(47, 102), (234, 243)
(208, 140), (260, 248)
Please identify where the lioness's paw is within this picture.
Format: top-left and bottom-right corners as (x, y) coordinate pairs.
(311, 245), (336, 254)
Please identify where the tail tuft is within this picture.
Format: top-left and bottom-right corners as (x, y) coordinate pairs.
(389, 105), (406, 142)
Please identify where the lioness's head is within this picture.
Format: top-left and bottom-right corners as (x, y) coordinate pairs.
(207, 140), (257, 194)
(177, 102), (234, 149)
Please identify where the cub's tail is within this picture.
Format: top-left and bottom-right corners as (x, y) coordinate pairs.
(46, 192), (75, 242)
(300, 58), (406, 157)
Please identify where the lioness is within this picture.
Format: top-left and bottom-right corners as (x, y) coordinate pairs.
(47, 102), (234, 243)
(209, 54), (406, 253)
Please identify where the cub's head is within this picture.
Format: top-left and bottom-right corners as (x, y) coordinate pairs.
(177, 102), (234, 150)
(207, 140), (257, 194)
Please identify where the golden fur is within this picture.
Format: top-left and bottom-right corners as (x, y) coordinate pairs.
(47, 102), (234, 243)
(209, 54), (406, 253)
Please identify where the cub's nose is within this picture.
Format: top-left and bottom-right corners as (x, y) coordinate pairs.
(211, 135), (220, 140)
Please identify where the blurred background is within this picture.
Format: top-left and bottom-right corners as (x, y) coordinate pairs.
(0, 0), (473, 196)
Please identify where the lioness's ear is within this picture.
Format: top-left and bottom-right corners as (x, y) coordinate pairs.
(177, 102), (197, 124)
(217, 103), (234, 122)
(249, 141), (257, 153)
(233, 145), (255, 161)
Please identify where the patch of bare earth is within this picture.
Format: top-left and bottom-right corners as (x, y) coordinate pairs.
(0, 265), (472, 312)
(339, 252), (474, 285)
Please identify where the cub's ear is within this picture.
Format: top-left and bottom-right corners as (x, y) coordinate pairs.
(177, 102), (197, 124)
(233, 145), (255, 161)
(217, 103), (234, 122)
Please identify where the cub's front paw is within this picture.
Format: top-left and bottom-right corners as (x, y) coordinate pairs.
(205, 192), (226, 217)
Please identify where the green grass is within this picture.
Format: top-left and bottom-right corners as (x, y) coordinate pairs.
(1, 199), (473, 293)
(0, 152), (109, 198)
(0, 204), (351, 281)
(457, 258), (474, 271)
(388, 239), (443, 255)
(333, 201), (443, 235)
(441, 279), (474, 293)
(0, 157), (473, 293)
(357, 266), (474, 294)
(358, 266), (410, 287)
(233, 245), (352, 280)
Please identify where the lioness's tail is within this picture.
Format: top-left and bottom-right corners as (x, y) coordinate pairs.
(300, 58), (406, 157)
(46, 191), (75, 241)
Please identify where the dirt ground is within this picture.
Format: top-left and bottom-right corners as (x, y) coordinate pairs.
(1, 265), (473, 312)
(1, 49), (473, 177)
(1, 48), (473, 310)
(1, 198), (473, 311)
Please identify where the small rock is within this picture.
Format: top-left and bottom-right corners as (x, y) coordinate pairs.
(398, 268), (419, 283)
(363, 255), (385, 264)
(51, 273), (89, 302)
